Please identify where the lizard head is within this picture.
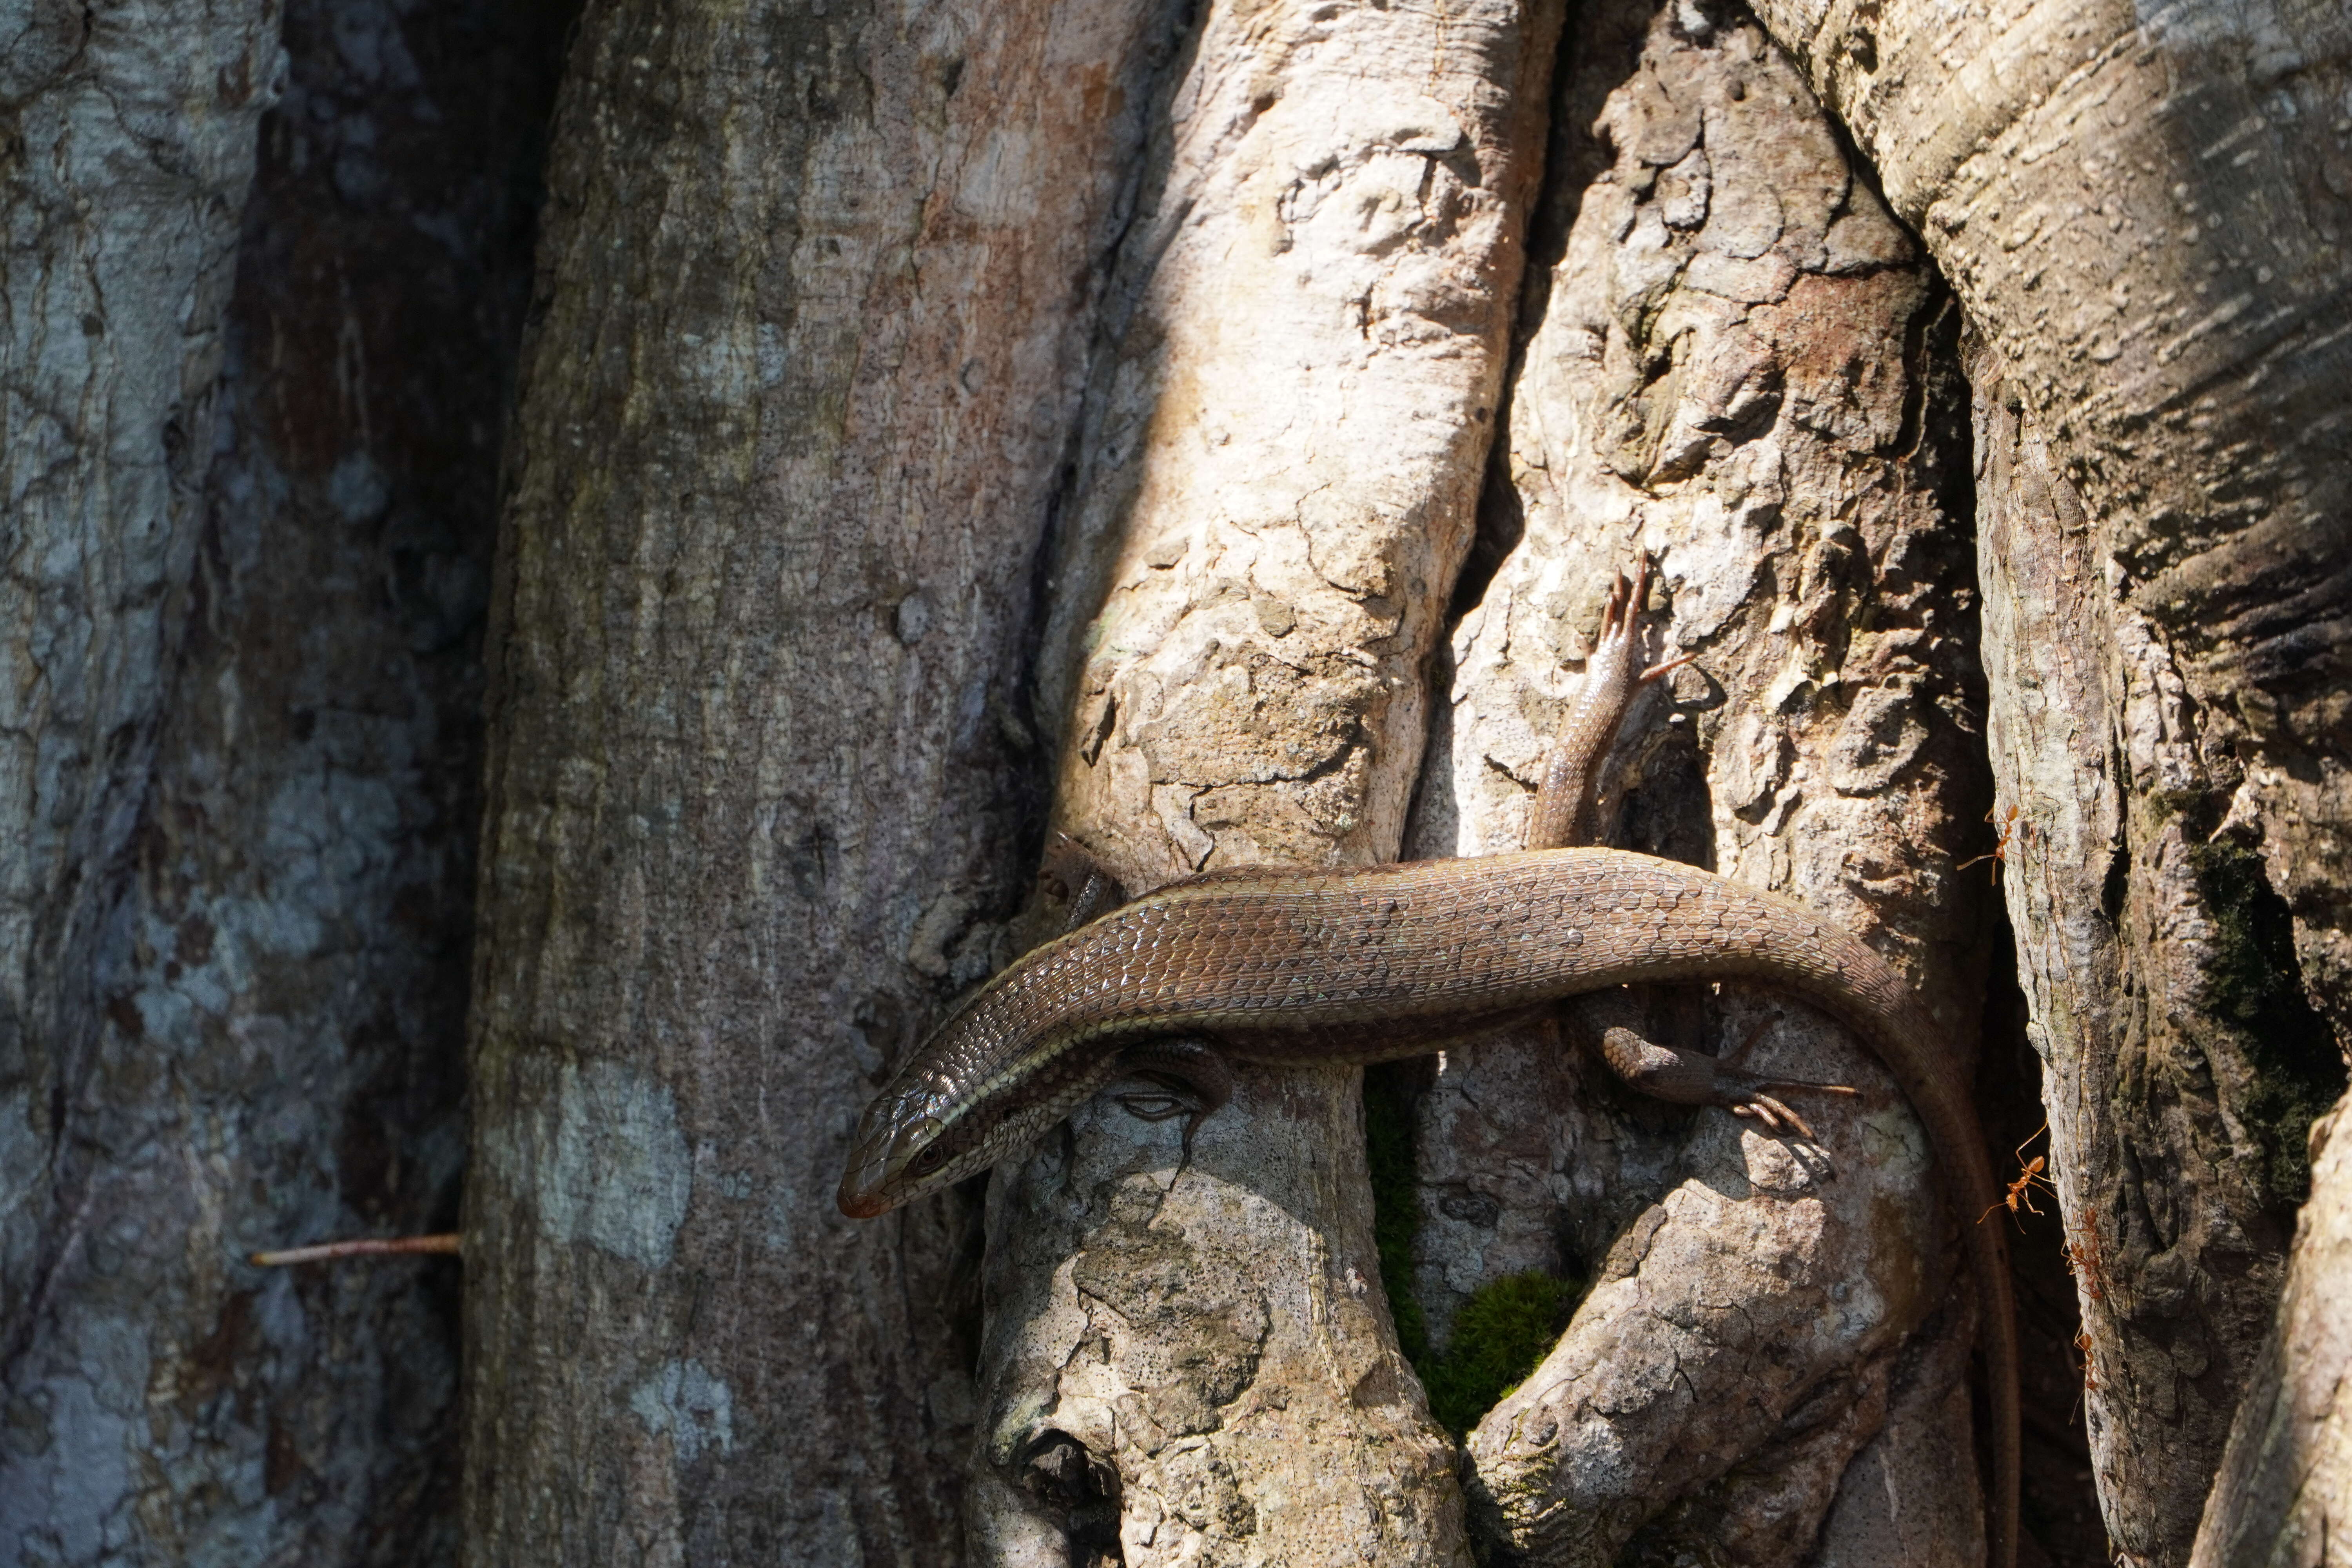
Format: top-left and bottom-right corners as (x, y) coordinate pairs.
(836, 922), (1147, 1218)
(836, 1029), (1132, 1218)
(837, 1079), (970, 1218)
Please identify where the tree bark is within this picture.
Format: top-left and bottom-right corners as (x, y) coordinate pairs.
(458, 0), (1186, 1561)
(1397, 2), (1994, 1559)
(973, 0), (1559, 1560)
(1, 0), (282, 1555)
(2190, 1088), (2352, 1568)
(0, 0), (570, 1559)
(1728, 3), (2352, 1562)
(0, 0), (280, 1323)
(6, 0), (2339, 1560)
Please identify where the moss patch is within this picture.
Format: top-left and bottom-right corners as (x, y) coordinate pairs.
(2183, 830), (2345, 1205)
(1420, 1271), (1581, 1435)
(1363, 1068), (1586, 1436)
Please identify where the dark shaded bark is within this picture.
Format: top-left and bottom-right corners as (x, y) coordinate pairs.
(1, 0), (571, 1559)
(2, 0), (280, 1355)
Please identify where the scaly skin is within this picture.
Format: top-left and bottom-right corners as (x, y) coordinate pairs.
(837, 560), (2020, 1568)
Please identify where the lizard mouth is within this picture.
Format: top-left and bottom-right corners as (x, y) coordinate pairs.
(837, 1178), (889, 1219)
(837, 1126), (900, 1218)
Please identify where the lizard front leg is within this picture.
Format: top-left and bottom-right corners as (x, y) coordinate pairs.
(1110, 1035), (1234, 1167)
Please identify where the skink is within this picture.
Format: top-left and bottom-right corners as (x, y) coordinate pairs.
(838, 561), (2019, 1568)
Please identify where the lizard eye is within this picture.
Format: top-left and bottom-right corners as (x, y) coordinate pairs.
(899, 1116), (950, 1179)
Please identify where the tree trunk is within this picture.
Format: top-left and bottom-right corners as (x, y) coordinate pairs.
(975, 0), (1557, 1559)
(458, 0), (1187, 1561)
(2, 0), (279, 1340)
(2189, 1088), (2352, 1567)
(5, 0), (2344, 1562)
(1734, 4), (2352, 1562)
(0, 0), (569, 1560)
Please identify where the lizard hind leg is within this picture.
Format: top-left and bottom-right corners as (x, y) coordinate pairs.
(1038, 831), (1128, 933)
(1585, 1007), (1857, 1154)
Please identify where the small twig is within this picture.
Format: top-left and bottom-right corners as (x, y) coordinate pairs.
(250, 1233), (461, 1266)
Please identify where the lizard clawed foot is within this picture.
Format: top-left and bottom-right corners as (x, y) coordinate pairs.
(1594, 555), (1648, 659)
(1716, 1024), (1860, 1149)
(1596, 1020), (1857, 1160)
(1729, 1093), (1823, 1143)
(1596, 554), (1691, 680)
(1040, 831), (1126, 933)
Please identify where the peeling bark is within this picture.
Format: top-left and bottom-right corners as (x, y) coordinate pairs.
(458, 0), (1185, 1561)
(975, 0), (1560, 1559)
(1393, 2), (1996, 1559)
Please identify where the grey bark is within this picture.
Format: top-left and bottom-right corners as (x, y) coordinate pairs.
(1728, 2), (2352, 1562)
(0, 0), (281, 1319)
(1, 0), (569, 1560)
(975, 0), (1559, 1560)
(0, 0), (282, 1555)
(1398, 2), (1993, 1559)
(457, 0), (1186, 1561)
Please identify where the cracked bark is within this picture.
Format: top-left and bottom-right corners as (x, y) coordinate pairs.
(975, 0), (1560, 1561)
(1395, 2), (1994, 1561)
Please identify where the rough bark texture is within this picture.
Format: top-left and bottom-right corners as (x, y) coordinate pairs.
(0, 0), (283, 1555)
(1738, 5), (2352, 1562)
(2189, 1089), (2352, 1568)
(1969, 345), (2329, 1568)
(459, 0), (1187, 1561)
(0, 0), (280, 1333)
(1388, 2), (1996, 1559)
(0, 0), (570, 1559)
(973, 0), (1559, 1560)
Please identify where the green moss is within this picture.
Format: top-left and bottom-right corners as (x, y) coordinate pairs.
(1363, 1066), (1428, 1363)
(1421, 1272), (1581, 1436)
(2182, 829), (2345, 1205)
(1363, 1068), (1585, 1436)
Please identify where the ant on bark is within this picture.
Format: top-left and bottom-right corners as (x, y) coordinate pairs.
(1960, 802), (2031, 883)
(1980, 1119), (2055, 1227)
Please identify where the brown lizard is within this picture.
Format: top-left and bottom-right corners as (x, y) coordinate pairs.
(838, 559), (2020, 1568)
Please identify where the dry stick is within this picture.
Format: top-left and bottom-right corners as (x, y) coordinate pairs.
(251, 1233), (462, 1266)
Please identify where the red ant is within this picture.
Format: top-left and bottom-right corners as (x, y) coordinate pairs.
(1959, 802), (2031, 883)
(1979, 1119), (2055, 1227)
